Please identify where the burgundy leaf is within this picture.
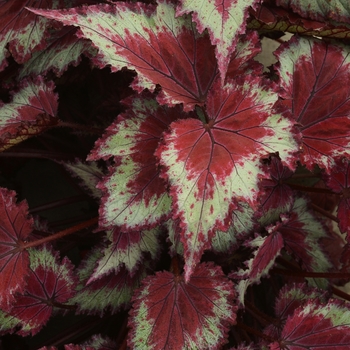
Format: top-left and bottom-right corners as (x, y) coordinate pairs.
(8, 246), (77, 336)
(259, 155), (295, 223)
(176, 0), (261, 80)
(269, 299), (350, 349)
(0, 76), (58, 152)
(276, 36), (350, 172)
(88, 93), (195, 230)
(157, 75), (298, 280)
(0, 188), (33, 311)
(30, 1), (218, 111)
(0, 0), (67, 70)
(231, 228), (284, 306)
(128, 262), (236, 350)
(278, 197), (333, 288)
(264, 283), (330, 340)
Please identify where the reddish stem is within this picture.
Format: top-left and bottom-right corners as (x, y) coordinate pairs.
(310, 203), (339, 222)
(284, 182), (335, 194)
(332, 286), (350, 302)
(22, 217), (98, 250)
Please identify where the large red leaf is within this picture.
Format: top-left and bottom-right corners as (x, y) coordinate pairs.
(128, 262), (236, 350)
(157, 76), (298, 280)
(0, 188), (33, 311)
(30, 1), (218, 111)
(276, 36), (350, 172)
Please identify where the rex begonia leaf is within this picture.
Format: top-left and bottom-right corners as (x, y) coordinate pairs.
(128, 262), (236, 350)
(0, 0), (69, 70)
(269, 299), (350, 349)
(211, 202), (255, 254)
(176, 0), (260, 80)
(278, 197), (333, 289)
(31, 1), (218, 111)
(20, 27), (97, 79)
(276, 0), (350, 23)
(231, 228), (284, 306)
(0, 187), (33, 311)
(156, 76), (298, 280)
(258, 155), (295, 225)
(325, 157), (350, 236)
(276, 36), (350, 172)
(264, 283), (329, 339)
(88, 226), (162, 283)
(0, 76), (58, 151)
(88, 94), (194, 230)
(226, 30), (263, 80)
(72, 248), (145, 316)
(7, 245), (77, 336)
(63, 160), (103, 200)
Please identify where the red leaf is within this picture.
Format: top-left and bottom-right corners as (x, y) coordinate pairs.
(157, 76), (297, 280)
(259, 155), (294, 221)
(8, 246), (77, 336)
(270, 299), (350, 349)
(0, 188), (33, 311)
(88, 93), (194, 230)
(128, 262), (236, 350)
(0, 0), (67, 70)
(30, 1), (218, 111)
(276, 36), (350, 172)
(0, 76), (58, 151)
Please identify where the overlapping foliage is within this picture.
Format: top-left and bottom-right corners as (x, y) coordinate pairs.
(1, 0), (350, 348)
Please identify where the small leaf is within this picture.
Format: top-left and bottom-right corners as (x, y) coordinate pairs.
(20, 26), (97, 79)
(270, 299), (350, 349)
(128, 262), (236, 350)
(264, 283), (329, 339)
(88, 93), (194, 230)
(72, 248), (145, 316)
(258, 155), (295, 225)
(0, 0), (66, 70)
(276, 36), (350, 172)
(278, 197), (333, 288)
(63, 160), (103, 199)
(276, 0), (350, 23)
(31, 1), (218, 110)
(157, 76), (298, 280)
(0, 76), (58, 151)
(0, 188), (33, 311)
(176, 0), (261, 80)
(231, 229), (284, 306)
(88, 226), (162, 282)
(7, 246), (77, 336)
